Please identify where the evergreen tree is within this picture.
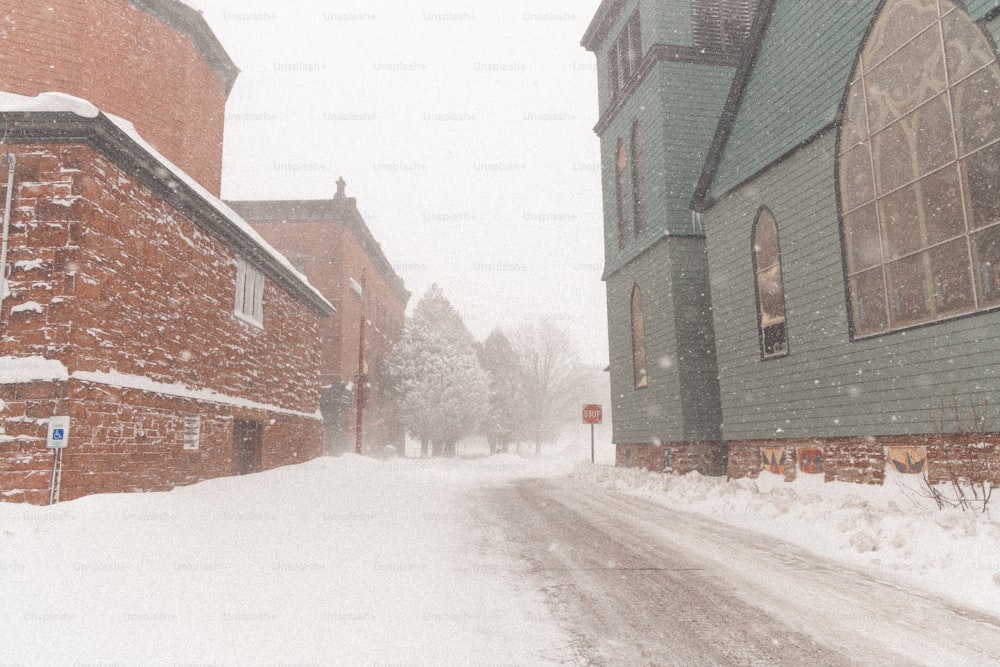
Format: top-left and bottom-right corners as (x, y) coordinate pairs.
(477, 328), (523, 454)
(386, 285), (489, 457)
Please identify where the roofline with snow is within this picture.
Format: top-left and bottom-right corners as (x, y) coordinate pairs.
(228, 198), (411, 306)
(0, 108), (334, 317)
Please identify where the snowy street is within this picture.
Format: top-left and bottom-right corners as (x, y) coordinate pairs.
(5, 453), (1000, 665)
(484, 478), (1000, 666)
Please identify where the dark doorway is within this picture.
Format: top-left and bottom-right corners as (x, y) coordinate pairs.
(234, 419), (262, 475)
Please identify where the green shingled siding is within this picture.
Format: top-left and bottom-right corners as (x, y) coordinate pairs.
(649, 0), (695, 47)
(967, 0), (1000, 20)
(706, 133), (1000, 441)
(594, 1), (643, 117)
(607, 236), (721, 445)
(599, 81), (661, 270)
(709, 0), (880, 198)
(602, 60), (735, 278)
(661, 62), (735, 233)
(668, 237), (723, 441)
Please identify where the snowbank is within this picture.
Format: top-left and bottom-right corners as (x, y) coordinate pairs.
(0, 455), (577, 665)
(573, 463), (1000, 616)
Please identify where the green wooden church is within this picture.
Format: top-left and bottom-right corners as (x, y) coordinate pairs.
(583, 0), (1000, 485)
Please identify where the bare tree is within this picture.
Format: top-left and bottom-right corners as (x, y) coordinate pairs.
(511, 319), (582, 457)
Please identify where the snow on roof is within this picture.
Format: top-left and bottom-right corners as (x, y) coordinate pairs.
(0, 91), (100, 118)
(0, 91), (334, 316)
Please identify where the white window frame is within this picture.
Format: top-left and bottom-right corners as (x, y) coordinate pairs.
(235, 257), (265, 327)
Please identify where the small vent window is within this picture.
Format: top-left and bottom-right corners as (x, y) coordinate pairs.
(692, 0), (757, 55)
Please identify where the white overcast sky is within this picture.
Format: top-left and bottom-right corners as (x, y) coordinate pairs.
(187, 1), (607, 365)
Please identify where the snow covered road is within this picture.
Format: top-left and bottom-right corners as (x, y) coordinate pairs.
(480, 478), (1000, 666)
(5, 453), (1000, 665)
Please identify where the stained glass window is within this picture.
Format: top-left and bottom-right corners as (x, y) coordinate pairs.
(839, 0), (1000, 337)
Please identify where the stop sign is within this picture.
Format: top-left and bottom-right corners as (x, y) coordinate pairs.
(582, 404), (603, 425)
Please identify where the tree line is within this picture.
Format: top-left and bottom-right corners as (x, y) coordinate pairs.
(383, 284), (586, 457)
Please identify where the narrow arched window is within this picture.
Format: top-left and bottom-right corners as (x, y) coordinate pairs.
(631, 284), (648, 388)
(631, 120), (646, 236)
(839, 0), (1000, 338)
(752, 208), (788, 359)
(615, 139), (630, 248)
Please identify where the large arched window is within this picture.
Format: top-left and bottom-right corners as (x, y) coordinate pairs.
(615, 139), (630, 249)
(631, 119), (646, 236)
(839, 0), (1000, 338)
(752, 208), (788, 359)
(631, 284), (648, 388)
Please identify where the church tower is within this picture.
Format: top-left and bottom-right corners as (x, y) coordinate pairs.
(582, 0), (759, 474)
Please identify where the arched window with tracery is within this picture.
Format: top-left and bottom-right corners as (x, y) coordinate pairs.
(631, 284), (648, 388)
(752, 207), (788, 359)
(838, 0), (1000, 337)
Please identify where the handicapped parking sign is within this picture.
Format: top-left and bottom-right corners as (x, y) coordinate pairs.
(46, 416), (70, 449)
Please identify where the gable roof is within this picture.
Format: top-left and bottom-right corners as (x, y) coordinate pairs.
(691, 0), (881, 209)
(691, 0), (1000, 210)
(227, 195), (411, 306)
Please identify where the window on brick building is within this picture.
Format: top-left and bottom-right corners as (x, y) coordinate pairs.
(839, 0), (1000, 338)
(752, 207), (788, 359)
(235, 257), (265, 327)
(631, 284), (648, 388)
(183, 415), (201, 451)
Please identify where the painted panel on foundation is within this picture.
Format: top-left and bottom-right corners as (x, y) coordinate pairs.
(888, 447), (927, 474)
(761, 447), (787, 475)
(798, 448), (824, 474)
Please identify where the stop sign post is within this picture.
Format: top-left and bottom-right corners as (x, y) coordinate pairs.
(582, 404), (602, 463)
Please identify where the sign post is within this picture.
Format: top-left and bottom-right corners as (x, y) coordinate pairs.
(582, 404), (602, 464)
(46, 416), (70, 505)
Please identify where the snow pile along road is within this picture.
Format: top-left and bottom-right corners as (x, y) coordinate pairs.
(573, 463), (1000, 616)
(1, 454), (576, 666)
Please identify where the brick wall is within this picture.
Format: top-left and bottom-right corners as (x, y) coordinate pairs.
(233, 196), (409, 453)
(616, 441), (726, 476)
(0, 142), (326, 502)
(0, 0), (229, 194)
(727, 435), (1000, 486)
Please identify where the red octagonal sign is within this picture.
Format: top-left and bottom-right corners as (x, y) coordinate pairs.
(582, 404), (603, 425)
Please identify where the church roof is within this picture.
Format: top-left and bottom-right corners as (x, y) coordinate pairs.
(693, 0), (1000, 208)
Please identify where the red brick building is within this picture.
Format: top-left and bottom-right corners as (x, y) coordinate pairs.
(0, 0), (236, 196)
(0, 0), (335, 503)
(229, 182), (410, 455)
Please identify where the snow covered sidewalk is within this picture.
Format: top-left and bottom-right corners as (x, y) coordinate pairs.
(573, 463), (1000, 617)
(1, 454), (576, 666)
